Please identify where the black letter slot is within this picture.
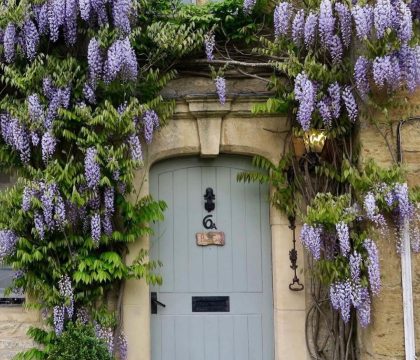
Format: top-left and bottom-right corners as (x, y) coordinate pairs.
(192, 296), (230, 312)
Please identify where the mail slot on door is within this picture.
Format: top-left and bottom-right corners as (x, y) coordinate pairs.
(192, 296), (230, 312)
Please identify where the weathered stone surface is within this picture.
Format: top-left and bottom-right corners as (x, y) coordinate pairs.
(0, 306), (40, 358)
(358, 95), (420, 359)
(161, 77), (270, 99)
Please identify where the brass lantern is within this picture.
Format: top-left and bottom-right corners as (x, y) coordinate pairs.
(303, 129), (327, 154)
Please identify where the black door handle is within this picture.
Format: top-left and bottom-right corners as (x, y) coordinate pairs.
(151, 292), (166, 314)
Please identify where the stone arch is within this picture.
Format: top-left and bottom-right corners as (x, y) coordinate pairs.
(122, 95), (307, 360)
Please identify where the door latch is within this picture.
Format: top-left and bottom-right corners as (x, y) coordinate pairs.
(151, 292), (166, 314)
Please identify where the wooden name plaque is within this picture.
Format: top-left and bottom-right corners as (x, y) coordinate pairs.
(196, 231), (225, 246)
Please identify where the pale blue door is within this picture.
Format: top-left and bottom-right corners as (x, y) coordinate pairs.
(150, 156), (274, 360)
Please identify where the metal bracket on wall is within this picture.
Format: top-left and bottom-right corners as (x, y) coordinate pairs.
(288, 216), (304, 291)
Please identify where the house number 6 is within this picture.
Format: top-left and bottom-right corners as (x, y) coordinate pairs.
(203, 215), (217, 230)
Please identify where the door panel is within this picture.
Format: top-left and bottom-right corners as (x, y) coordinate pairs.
(150, 156), (274, 360)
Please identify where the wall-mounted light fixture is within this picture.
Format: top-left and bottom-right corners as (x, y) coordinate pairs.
(303, 129), (327, 154)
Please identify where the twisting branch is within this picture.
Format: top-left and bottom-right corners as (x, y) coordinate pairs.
(188, 58), (282, 68)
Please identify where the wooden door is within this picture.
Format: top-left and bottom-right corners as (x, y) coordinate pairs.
(150, 156), (274, 360)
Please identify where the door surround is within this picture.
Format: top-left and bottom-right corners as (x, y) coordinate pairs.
(122, 95), (307, 360)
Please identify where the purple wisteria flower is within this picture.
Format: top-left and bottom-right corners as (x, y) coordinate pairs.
(363, 238), (381, 296)
(4, 23), (16, 63)
(76, 308), (90, 324)
(23, 19), (40, 61)
(395, 0), (412, 43)
(65, 0), (78, 45)
(41, 132), (57, 163)
(304, 12), (317, 48)
(53, 305), (65, 335)
(85, 147), (100, 188)
(274, 2), (293, 37)
(104, 38), (138, 83)
(385, 188), (395, 206)
(350, 282), (363, 307)
(394, 183), (412, 221)
(9, 118), (31, 164)
(102, 214), (113, 235)
(399, 45), (417, 93)
(45, 91), (61, 130)
(22, 187), (34, 212)
(389, 55), (402, 90)
(41, 182), (56, 229)
(0, 230), (18, 259)
(112, 0), (131, 33)
(128, 134), (142, 162)
(329, 280), (352, 322)
(83, 83), (96, 104)
(411, 226), (420, 252)
(374, 0), (392, 39)
(58, 274), (74, 318)
(349, 251), (362, 283)
(215, 76), (226, 105)
(292, 10), (305, 45)
(364, 192), (377, 219)
(37, 4), (49, 35)
(34, 212), (45, 239)
(118, 332), (128, 360)
(243, 0), (256, 14)
(28, 94), (45, 123)
(318, 98), (332, 128)
(319, 0), (335, 43)
(357, 287), (371, 327)
(79, 0), (91, 21)
(104, 186), (115, 215)
(300, 223), (322, 260)
(412, 0), (420, 19)
(92, 0), (108, 25)
(95, 324), (114, 354)
(328, 82), (341, 119)
(43, 77), (56, 100)
(294, 72), (315, 131)
(352, 5), (371, 40)
(335, 3), (351, 48)
(328, 35), (343, 65)
(342, 86), (358, 122)
(88, 38), (103, 83)
(373, 55), (391, 87)
(31, 132), (40, 146)
(354, 56), (370, 99)
(48, 0), (66, 42)
(91, 212), (101, 245)
(54, 194), (66, 229)
(142, 110), (159, 144)
(59, 87), (71, 109)
(336, 221), (350, 256)
(204, 33), (216, 61)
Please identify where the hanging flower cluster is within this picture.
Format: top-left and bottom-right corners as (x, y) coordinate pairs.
(204, 33), (216, 61)
(53, 275), (75, 335)
(300, 194), (382, 327)
(1, 0), (134, 63)
(0, 0), (167, 356)
(0, 229), (18, 259)
(215, 76), (227, 105)
(267, 0), (420, 130)
(301, 175), (419, 328)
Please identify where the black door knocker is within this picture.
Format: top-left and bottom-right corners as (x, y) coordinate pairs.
(204, 188), (215, 212)
(203, 188), (216, 229)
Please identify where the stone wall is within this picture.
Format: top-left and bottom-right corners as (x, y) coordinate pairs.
(357, 91), (420, 359)
(0, 307), (39, 360)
